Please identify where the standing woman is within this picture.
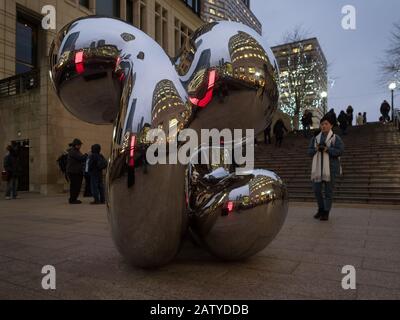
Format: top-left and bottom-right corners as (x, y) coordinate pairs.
(308, 116), (345, 221)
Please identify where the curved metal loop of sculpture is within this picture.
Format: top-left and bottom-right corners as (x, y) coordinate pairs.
(50, 16), (288, 268)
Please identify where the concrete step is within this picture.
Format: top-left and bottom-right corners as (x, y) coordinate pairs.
(254, 163), (400, 170)
(287, 194), (400, 205)
(287, 183), (400, 191)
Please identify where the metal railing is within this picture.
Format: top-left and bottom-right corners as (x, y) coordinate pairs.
(0, 69), (40, 98)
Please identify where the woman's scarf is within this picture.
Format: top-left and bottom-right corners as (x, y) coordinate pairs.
(311, 130), (334, 182)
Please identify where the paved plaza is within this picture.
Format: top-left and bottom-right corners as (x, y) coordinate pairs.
(0, 193), (400, 300)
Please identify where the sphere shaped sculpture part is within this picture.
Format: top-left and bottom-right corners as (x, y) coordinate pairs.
(187, 155), (288, 260)
(49, 16), (287, 268)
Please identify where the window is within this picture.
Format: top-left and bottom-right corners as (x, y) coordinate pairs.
(126, 0), (134, 24)
(155, 3), (168, 50)
(96, 0), (120, 17)
(79, 0), (90, 8)
(182, 0), (201, 15)
(139, 0), (147, 32)
(16, 14), (38, 74)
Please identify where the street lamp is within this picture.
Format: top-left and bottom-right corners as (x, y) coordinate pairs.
(389, 82), (397, 122)
(320, 91), (328, 115)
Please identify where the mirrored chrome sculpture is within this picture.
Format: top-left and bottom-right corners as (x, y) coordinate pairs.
(49, 17), (288, 268)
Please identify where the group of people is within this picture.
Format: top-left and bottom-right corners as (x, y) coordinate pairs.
(58, 138), (107, 205)
(262, 119), (288, 147)
(324, 106), (368, 136)
(2, 142), (22, 200)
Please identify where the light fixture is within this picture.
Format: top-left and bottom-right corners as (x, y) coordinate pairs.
(389, 82), (397, 91)
(320, 91), (328, 98)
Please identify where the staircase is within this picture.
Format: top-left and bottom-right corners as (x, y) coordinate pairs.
(254, 122), (400, 204)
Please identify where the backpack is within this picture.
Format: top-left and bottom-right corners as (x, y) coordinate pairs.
(57, 153), (68, 174)
(97, 155), (108, 170)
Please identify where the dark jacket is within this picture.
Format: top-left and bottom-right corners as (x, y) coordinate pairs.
(66, 147), (86, 174)
(3, 149), (20, 178)
(346, 106), (354, 115)
(308, 133), (345, 178)
(338, 111), (348, 128)
(273, 120), (288, 138)
(88, 144), (105, 176)
(380, 102), (391, 115)
(326, 109), (337, 127)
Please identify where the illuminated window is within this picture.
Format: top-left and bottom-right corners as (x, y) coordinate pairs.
(209, 8), (216, 15)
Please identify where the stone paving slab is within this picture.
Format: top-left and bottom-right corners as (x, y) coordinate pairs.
(0, 194), (399, 300)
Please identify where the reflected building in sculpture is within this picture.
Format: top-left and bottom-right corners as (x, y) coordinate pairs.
(228, 31), (279, 102)
(151, 79), (191, 137)
(200, 0), (262, 34)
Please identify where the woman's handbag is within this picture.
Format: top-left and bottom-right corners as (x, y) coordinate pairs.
(1, 170), (9, 181)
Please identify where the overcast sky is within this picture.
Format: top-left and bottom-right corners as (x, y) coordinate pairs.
(251, 0), (400, 121)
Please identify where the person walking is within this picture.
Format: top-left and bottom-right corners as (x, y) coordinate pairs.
(346, 105), (354, 126)
(301, 110), (313, 138)
(66, 138), (86, 204)
(337, 110), (348, 136)
(308, 116), (344, 221)
(380, 100), (391, 123)
(88, 144), (107, 205)
(356, 112), (364, 126)
(3, 145), (19, 200)
(273, 119), (288, 148)
(264, 124), (272, 145)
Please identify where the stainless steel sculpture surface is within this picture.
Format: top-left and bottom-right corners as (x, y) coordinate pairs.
(50, 16), (288, 268)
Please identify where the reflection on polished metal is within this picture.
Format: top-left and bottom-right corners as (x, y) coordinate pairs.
(49, 16), (287, 267)
(187, 149), (288, 260)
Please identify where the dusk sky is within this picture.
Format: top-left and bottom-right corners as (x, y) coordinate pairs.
(252, 0), (400, 121)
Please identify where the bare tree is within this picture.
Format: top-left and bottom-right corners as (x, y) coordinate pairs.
(277, 25), (327, 129)
(380, 22), (400, 85)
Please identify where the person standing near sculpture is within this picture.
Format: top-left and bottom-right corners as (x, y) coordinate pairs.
(308, 116), (344, 221)
(88, 144), (107, 205)
(66, 139), (87, 204)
